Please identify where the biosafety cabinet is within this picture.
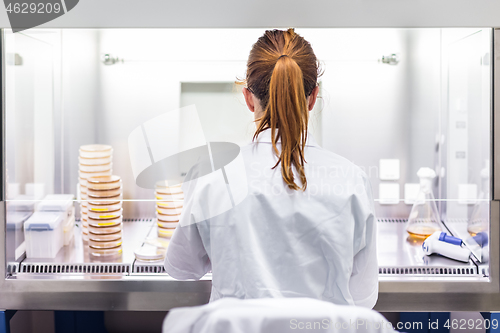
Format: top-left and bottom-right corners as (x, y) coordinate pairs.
(0, 27), (499, 312)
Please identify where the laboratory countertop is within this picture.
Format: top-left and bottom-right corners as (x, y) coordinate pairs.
(11, 218), (480, 279)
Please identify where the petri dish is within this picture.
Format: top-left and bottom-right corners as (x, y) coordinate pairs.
(87, 187), (122, 198)
(155, 191), (184, 201)
(82, 219), (89, 228)
(87, 194), (122, 204)
(82, 229), (89, 242)
(88, 200), (122, 213)
(158, 226), (175, 239)
(88, 215), (122, 227)
(134, 244), (167, 262)
(156, 205), (183, 215)
(89, 238), (122, 249)
(79, 177), (88, 188)
(87, 175), (121, 189)
(89, 245), (122, 258)
(88, 208), (122, 219)
(88, 230), (122, 242)
(79, 144), (113, 158)
(145, 237), (170, 249)
(157, 200), (183, 208)
(157, 212), (180, 222)
(155, 180), (183, 194)
(88, 223), (122, 235)
(79, 156), (112, 166)
(79, 169), (112, 180)
(79, 163), (113, 173)
(157, 220), (178, 229)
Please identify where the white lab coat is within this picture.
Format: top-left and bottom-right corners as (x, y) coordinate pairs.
(162, 298), (394, 333)
(164, 129), (378, 308)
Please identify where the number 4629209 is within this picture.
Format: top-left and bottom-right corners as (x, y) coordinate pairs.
(6, 2), (62, 14)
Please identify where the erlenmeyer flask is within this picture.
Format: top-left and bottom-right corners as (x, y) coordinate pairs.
(406, 167), (443, 239)
(468, 165), (489, 236)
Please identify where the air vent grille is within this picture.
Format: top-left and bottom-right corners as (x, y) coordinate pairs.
(133, 265), (166, 274)
(379, 266), (477, 276)
(378, 218), (408, 223)
(20, 263), (131, 274)
(7, 263), (18, 274)
(123, 218), (155, 222)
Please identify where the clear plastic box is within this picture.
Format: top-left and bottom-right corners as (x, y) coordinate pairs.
(37, 194), (75, 218)
(9, 194), (36, 212)
(24, 212), (65, 258)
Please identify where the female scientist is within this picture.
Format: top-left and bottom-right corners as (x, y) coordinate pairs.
(164, 28), (378, 308)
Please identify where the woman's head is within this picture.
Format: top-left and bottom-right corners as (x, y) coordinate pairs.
(241, 28), (321, 191)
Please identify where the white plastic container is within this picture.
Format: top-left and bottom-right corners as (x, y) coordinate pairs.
(7, 211), (32, 230)
(37, 194), (75, 218)
(63, 215), (75, 246)
(24, 212), (64, 258)
(9, 194), (36, 212)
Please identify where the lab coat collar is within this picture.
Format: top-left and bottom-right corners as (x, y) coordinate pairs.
(255, 128), (319, 147)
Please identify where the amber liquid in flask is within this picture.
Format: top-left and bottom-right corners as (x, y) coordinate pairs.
(406, 167), (443, 239)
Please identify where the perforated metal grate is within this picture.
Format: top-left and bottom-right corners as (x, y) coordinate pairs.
(20, 263), (131, 274)
(133, 265), (166, 274)
(379, 266), (477, 276)
(378, 218), (408, 223)
(7, 263), (19, 275)
(123, 218), (155, 223)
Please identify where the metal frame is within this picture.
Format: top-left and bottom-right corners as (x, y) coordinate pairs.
(0, 28), (500, 312)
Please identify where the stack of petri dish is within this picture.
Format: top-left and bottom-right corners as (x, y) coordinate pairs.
(79, 145), (113, 242)
(155, 180), (183, 239)
(87, 175), (123, 259)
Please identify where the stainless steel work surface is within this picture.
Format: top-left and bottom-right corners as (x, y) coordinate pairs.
(377, 219), (476, 269)
(20, 219), (154, 268)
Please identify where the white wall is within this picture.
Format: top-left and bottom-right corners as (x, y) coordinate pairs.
(60, 30), (101, 196)
(96, 29), (424, 218)
(75, 28), (484, 219)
